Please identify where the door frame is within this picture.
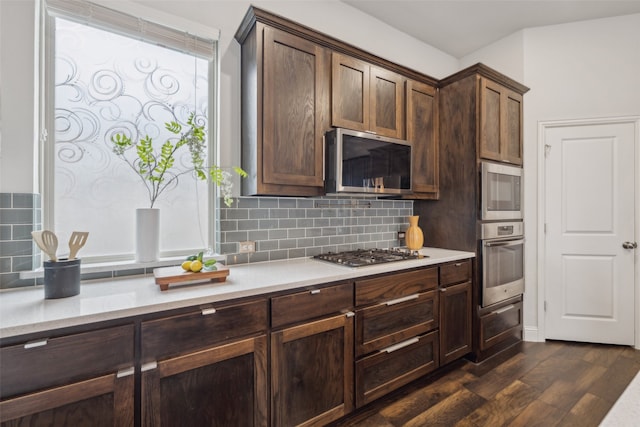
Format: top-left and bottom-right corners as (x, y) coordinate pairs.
(536, 116), (640, 349)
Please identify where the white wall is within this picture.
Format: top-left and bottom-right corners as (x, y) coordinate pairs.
(463, 13), (640, 340)
(0, 0), (458, 194)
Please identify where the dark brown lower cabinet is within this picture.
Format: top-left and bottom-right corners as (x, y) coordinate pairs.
(141, 335), (268, 427)
(271, 313), (354, 427)
(355, 330), (439, 407)
(439, 281), (472, 365)
(0, 373), (134, 427)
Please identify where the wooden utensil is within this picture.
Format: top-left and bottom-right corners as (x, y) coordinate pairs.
(31, 230), (47, 254)
(68, 231), (89, 259)
(41, 230), (59, 262)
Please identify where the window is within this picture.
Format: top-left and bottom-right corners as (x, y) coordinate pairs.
(42, 0), (219, 263)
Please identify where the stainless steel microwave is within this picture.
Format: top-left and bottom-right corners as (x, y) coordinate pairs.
(324, 128), (412, 195)
(481, 161), (523, 220)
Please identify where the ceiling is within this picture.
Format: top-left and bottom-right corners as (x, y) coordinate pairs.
(342, 0), (640, 58)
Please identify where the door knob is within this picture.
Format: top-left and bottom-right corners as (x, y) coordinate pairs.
(622, 241), (638, 249)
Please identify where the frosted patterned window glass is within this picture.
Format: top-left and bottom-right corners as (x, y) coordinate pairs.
(53, 17), (212, 261)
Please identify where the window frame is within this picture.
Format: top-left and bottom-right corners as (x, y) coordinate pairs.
(39, 0), (222, 264)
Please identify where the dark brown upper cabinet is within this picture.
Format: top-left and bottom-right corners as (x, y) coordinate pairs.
(332, 52), (405, 139)
(406, 79), (439, 199)
(479, 77), (524, 165)
(237, 22), (330, 196)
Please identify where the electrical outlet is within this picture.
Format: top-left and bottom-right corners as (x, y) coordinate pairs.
(397, 231), (406, 240)
(239, 241), (256, 253)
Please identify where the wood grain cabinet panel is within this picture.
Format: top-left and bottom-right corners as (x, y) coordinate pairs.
(271, 282), (353, 328)
(332, 52), (405, 139)
(271, 313), (354, 427)
(440, 259), (472, 287)
(356, 290), (437, 357)
(356, 267), (438, 306)
(406, 79), (439, 199)
(0, 325), (135, 427)
(355, 331), (438, 408)
(479, 77), (524, 165)
(141, 298), (267, 362)
(439, 281), (472, 365)
(141, 335), (268, 427)
(239, 24), (330, 196)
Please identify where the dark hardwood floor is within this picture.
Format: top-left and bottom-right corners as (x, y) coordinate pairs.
(332, 341), (640, 427)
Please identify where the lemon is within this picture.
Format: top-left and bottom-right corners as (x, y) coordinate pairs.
(190, 260), (203, 273)
(181, 260), (192, 271)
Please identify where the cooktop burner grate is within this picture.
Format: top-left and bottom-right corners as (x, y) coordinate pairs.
(312, 248), (423, 267)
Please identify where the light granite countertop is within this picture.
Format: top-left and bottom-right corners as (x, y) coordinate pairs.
(0, 247), (474, 339)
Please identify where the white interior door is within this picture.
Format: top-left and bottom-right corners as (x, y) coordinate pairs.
(544, 121), (636, 345)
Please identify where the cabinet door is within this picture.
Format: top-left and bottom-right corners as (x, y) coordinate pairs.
(271, 313), (354, 427)
(332, 52), (370, 132)
(479, 78), (523, 165)
(439, 281), (472, 365)
(142, 335), (268, 427)
(0, 372), (134, 426)
(370, 66), (405, 138)
(406, 79), (438, 198)
(262, 27), (328, 193)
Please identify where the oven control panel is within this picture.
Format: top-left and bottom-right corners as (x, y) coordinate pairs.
(480, 221), (523, 240)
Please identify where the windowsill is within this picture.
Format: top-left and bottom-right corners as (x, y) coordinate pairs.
(20, 254), (226, 280)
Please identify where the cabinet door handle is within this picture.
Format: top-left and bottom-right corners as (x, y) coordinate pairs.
(116, 366), (135, 378)
(439, 287), (447, 292)
(141, 361), (158, 372)
(310, 289), (321, 295)
(24, 339), (48, 349)
(385, 294), (419, 306)
(201, 308), (217, 315)
(492, 304), (515, 315)
(383, 337), (419, 353)
(345, 311), (355, 318)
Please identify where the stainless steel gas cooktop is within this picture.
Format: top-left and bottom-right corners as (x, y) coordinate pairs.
(312, 248), (422, 268)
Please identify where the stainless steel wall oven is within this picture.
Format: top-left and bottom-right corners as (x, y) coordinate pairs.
(480, 221), (524, 307)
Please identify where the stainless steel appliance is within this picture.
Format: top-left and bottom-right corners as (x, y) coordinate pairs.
(480, 221), (524, 307)
(313, 248), (420, 267)
(324, 128), (413, 195)
(481, 161), (523, 220)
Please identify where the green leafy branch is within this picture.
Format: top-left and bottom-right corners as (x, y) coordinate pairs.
(111, 113), (246, 208)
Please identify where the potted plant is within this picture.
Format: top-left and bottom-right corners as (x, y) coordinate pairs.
(110, 113), (246, 262)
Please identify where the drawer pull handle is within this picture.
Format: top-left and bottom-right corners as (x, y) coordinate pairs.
(310, 289), (321, 295)
(345, 311), (355, 318)
(454, 262), (463, 267)
(385, 294), (419, 306)
(141, 361), (158, 372)
(492, 304), (515, 315)
(201, 308), (217, 316)
(439, 288), (447, 292)
(383, 337), (420, 353)
(24, 339), (48, 349)
(116, 366), (135, 378)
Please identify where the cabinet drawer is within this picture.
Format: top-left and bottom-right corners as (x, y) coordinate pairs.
(355, 331), (439, 407)
(0, 324), (134, 399)
(356, 267), (438, 306)
(356, 290), (437, 357)
(271, 282), (353, 328)
(141, 298), (267, 361)
(440, 259), (472, 287)
(480, 301), (523, 351)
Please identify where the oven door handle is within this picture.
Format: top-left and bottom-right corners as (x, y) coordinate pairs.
(485, 238), (524, 247)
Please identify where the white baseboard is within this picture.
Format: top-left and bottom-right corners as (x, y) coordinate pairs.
(523, 326), (544, 342)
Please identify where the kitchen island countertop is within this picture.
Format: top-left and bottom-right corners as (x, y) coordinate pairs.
(0, 247), (474, 339)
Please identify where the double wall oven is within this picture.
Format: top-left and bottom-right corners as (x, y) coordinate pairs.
(479, 162), (524, 307)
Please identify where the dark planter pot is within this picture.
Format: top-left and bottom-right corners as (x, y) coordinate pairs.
(44, 258), (81, 299)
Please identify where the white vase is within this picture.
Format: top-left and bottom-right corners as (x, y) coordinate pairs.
(136, 208), (160, 263)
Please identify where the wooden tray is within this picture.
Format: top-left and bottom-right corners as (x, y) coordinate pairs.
(154, 264), (230, 291)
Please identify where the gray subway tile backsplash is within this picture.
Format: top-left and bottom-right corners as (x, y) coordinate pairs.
(1, 193), (413, 288)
